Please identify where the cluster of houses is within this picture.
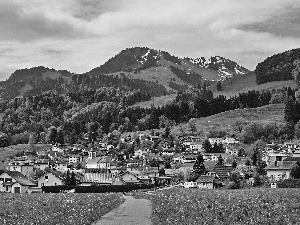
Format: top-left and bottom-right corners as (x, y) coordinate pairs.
(1, 133), (300, 193)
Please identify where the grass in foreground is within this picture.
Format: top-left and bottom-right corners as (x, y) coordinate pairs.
(0, 193), (124, 225)
(140, 188), (300, 225)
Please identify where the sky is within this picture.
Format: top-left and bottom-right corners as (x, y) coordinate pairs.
(0, 0), (300, 80)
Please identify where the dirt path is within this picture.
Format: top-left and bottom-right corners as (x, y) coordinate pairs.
(93, 195), (152, 225)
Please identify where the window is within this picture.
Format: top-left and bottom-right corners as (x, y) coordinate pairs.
(6, 186), (8, 192)
(5, 178), (12, 182)
(0, 178), (4, 182)
(45, 176), (48, 179)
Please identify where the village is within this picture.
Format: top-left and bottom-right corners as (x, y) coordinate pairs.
(1, 130), (300, 194)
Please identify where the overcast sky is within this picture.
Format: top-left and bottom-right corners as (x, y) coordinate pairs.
(0, 0), (300, 80)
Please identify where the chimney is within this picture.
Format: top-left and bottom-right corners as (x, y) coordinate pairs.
(275, 161), (278, 167)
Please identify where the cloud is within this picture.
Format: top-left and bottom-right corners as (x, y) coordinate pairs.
(0, 0), (300, 80)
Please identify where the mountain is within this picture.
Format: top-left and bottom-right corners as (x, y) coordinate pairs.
(0, 47), (249, 99)
(188, 56), (249, 80)
(255, 48), (300, 85)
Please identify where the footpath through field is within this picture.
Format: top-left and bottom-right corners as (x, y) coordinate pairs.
(93, 195), (152, 225)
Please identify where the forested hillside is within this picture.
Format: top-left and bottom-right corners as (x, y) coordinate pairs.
(255, 48), (300, 84)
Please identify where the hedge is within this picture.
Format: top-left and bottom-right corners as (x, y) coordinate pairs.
(277, 179), (300, 188)
(42, 185), (76, 193)
(75, 184), (155, 193)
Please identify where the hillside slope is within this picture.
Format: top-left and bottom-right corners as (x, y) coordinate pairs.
(255, 48), (300, 84)
(211, 71), (297, 98)
(172, 103), (285, 136)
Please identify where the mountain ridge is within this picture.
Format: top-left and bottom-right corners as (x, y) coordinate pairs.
(0, 47), (250, 99)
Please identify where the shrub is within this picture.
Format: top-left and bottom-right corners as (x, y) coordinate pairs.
(277, 179), (300, 188)
(42, 185), (76, 193)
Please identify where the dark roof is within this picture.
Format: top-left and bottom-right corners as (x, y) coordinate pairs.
(266, 161), (298, 170)
(214, 165), (233, 179)
(5, 171), (36, 186)
(197, 175), (216, 183)
(283, 157), (300, 163)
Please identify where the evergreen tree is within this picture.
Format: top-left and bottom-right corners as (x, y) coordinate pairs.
(65, 170), (71, 185)
(203, 139), (212, 153)
(256, 161), (267, 175)
(193, 154), (206, 179)
(295, 121), (300, 139)
(232, 160), (237, 168)
(284, 97), (296, 123)
(70, 172), (77, 185)
(251, 147), (261, 166)
(217, 155), (224, 166)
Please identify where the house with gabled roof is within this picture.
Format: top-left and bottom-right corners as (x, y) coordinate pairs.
(0, 171), (37, 193)
(85, 156), (111, 169)
(197, 175), (218, 189)
(37, 171), (64, 188)
(120, 171), (140, 184)
(213, 165), (233, 181)
(266, 161), (300, 181)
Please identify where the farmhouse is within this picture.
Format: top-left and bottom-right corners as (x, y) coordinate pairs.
(196, 175), (217, 189)
(265, 161), (300, 181)
(37, 171), (64, 188)
(0, 171), (36, 193)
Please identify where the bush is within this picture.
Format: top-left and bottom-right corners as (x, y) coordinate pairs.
(75, 184), (155, 193)
(42, 185), (76, 193)
(277, 179), (300, 188)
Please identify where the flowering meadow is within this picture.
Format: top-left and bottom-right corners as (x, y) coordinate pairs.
(0, 193), (124, 225)
(148, 188), (300, 225)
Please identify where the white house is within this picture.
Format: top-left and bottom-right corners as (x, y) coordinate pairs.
(7, 163), (34, 176)
(85, 156), (111, 169)
(208, 138), (223, 145)
(265, 161), (299, 181)
(0, 171), (37, 193)
(190, 142), (202, 152)
(37, 172), (64, 188)
(223, 137), (239, 145)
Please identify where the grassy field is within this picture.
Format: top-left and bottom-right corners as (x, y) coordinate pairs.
(171, 103), (285, 137)
(0, 193), (124, 225)
(131, 94), (176, 108)
(143, 188), (300, 225)
(211, 71), (296, 98)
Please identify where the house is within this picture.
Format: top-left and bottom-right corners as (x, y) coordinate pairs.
(134, 149), (147, 158)
(120, 171), (140, 184)
(223, 137), (239, 145)
(182, 154), (197, 163)
(0, 171), (37, 193)
(213, 165), (233, 181)
(267, 151), (290, 162)
(225, 145), (238, 156)
(284, 140), (300, 149)
(54, 162), (68, 171)
(190, 143), (203, 152)
(85, 155), (111, 169)
(34, 159), (49, 170)
(265, 161), (299, 181)
(37, 171), (64, 188)
(208, 138), (224, 145)
(196, 175), (218, 189)
(69, 154), (87, 164)
(80, 173), (124, 186)
(7, 162), (34, 176)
